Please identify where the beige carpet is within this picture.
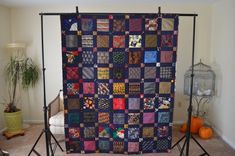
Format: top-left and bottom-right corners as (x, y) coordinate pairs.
(0, 124), (234, 156)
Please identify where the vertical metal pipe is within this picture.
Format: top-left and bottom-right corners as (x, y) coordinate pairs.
(41, 14), (50, 156)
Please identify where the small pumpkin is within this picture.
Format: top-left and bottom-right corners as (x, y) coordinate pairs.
(180, 123), (187, 133)
(199, 126), (213, 139)
(190, 116), (204, 134)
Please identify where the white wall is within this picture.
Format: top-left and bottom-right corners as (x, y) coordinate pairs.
(0, 5), (11, 131)
(9, 3), (212, 123)
(209, 0), (235, 149)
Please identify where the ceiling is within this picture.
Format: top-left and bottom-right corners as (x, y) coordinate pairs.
(0, 0), (219, 7)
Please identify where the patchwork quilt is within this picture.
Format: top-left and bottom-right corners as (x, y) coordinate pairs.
(61, 13), (178, 154)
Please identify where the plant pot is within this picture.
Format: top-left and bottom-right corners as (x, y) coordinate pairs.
(4, 110), (23, 133)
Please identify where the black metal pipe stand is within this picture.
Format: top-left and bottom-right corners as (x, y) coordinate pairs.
(28, 15), (64, 156)
(171, 16), (209, 156)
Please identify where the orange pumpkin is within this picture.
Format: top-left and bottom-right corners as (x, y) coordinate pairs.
(179, 117), (204, 134)
(199, 126), (213, 139)
(180, 123), (187, 133)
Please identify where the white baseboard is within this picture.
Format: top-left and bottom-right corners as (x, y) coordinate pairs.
(0, 128), (7, 133)
(23, 120), (44, 124)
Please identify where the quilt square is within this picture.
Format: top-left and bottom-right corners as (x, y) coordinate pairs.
(160, 51), (173, 63)
(97, 51), (109, 64)
(144, 51), (157, 63)
(81, 18), (93, 31)
(113, 67), (125, 80)
(159, 82), (171, 94)
(162, 18), (174, 31)
(69, 128), (80, 139)
(158, 97), (171, 109)
(128, 142), (139, 153)
(67, 98), (80, 110)
(113, 19), (125, 32)
(83, 97), (95, 110)
(160, 67), (173, 79)
(113, 113), (125, 124)
(97, 19), (109, 31)
(143, 112), (155, 124)
(145, 35), (157, 47)
(113, 83), (125, 94)
(129, 35), (142, 48)
(145, 18), (157, 31)
(128, 127), (139, 139)
(83, 82), (95, 94)
(129, 67), (141, 79)
(97, 35), (109, 48)
(99, 126), (110, 138)
(144, 82), (156, 94)
(83, 112), (96, 123)
(161, 34), (173, 47)
(113, 141), (124, 153)
(113, 98), (125, 110)
(113, 127), (125, 139)
(67, 83), (79, 96)
(97, 68), (109, 79)
(128, 98), (140, 110)
(142, 140), (154, 151)
(129, 83), (140, 94)
(129, 51), (141, 64)
(66, 35), (78, 48)
(129, 18), (142, 31)
(143, 127), (154, 138)
(68, 112), (80, 124)
(99, 140), (110, 151)
(82, 35), (93, 47)
(113, 52), (125, 64)
(82, 51), (94, 64)
(84, 141), (96, 151)
(158, 112), (170, 123)
(98, 98), (110, 110)
(66, 67), (79, 80)
(98, 83), (110, 95)
(144, 67), (156, 79)
(82, 67), (94, 79)
(128, 113), (140, 125)
(158, 126), (169, 138)
(66, 51), (79, 64)
(98, 112), (110, 124)
(84, 127), (95, 138)
(113, 35), (125, 48)
(68, 141), (80, 151)
(144, 97), (155, 110)
(156, 139), (169, 151)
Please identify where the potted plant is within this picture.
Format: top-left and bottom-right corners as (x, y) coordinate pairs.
(3, 55), (39, 135)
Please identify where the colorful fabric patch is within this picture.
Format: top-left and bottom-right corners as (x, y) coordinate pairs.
(129, 51), (141, 64)
(144, 97), (155, 110)
(82, 67), (94, 79)
(144, 82), (156, 94)
(113, 127), (125, 139)
(66, 35), (78, 48)
(113, 83), (125, 94)
(142, 140), (154, 151)
(98, 112), (110, 123)
(128, 128), (139, 139)
(161, 34), (173, 47)
(81, 18), (93, 31)
(158, 126), (169, 138)
(97, 51), (109, 64)
(113, 35), (125, 48)
(144, 51), (157, 63)
(113, 98), (125, 110)
(160, 51), (173, 63)
(129, 18), (142, 31)
(66, 67), (79, 80)
(160, 67), (173, 79)
(97, 35), (109, 48)
(129, 35), (142, 48)
(129, 83), (140, 94)
(143, 112), (155, 124)
(84, 127), (95, 138)
(129, 67), (141, 79)
(67, 98), (80, 110)
(128, 113), (140, 125)
(162, 18), (174, 31)
(113, 113), (125, 124)
(113, 19), (125, 32)
(83, 112), (96, 123)
(67, 83), (79, 95)
(66, 51), (79, 64)
(68, 112), (80, 124)
(113, 52), (125, 64)
(98, 98), (110, 110)
(99, 140), (110, 151)
(69, 128), (80, 138)
(83, 97), (95, 109)
(97, 19), (109, 31)
(113, 141), (124, 153)
(158, 112), (170, 123)
(98, 83), (109, 95)
(82, 51), (94, 64)
(113, 67), (125, 80)
(128, 142), (139, 153)
(143, 127), (154, 138)
(158, 97), (171, 109)
(145, 18), (157, 31)
(128, 98), (140, 110)
(82, 35), (93, 47)
(159, 82), (171, 94)
(145, 35), (157, 47)
(84, 141), (96, 151)
(144, 67), (156, 79)
(83, 82), (95, 94)
(97, 68), (109, 79)
(99, 126), (110, 138)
